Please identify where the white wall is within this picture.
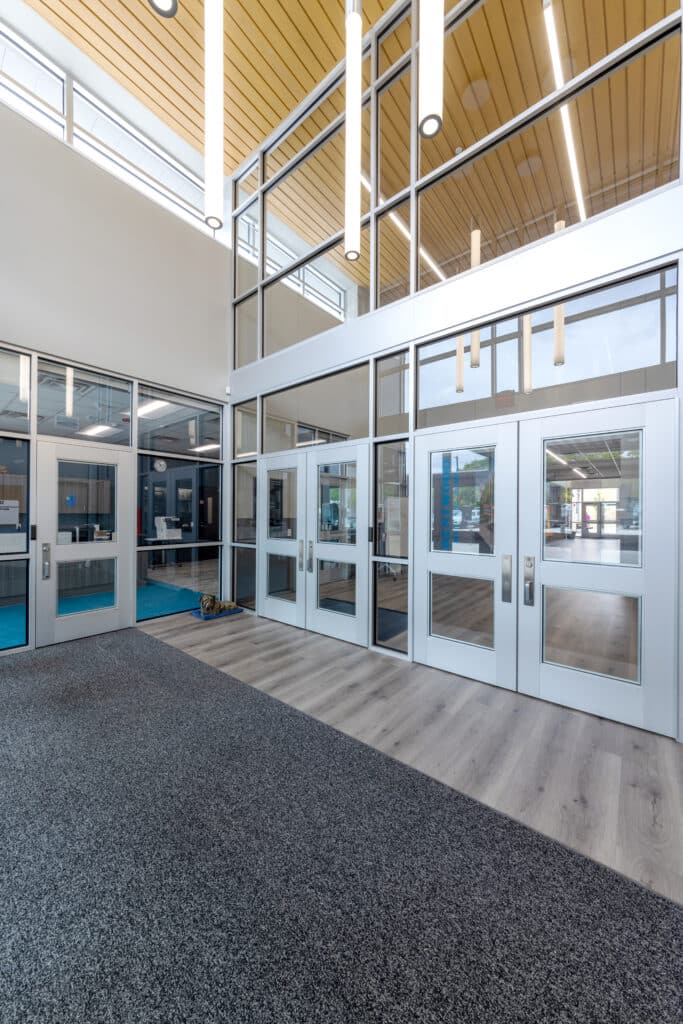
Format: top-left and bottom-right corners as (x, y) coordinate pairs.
(0, 104), (230, 401)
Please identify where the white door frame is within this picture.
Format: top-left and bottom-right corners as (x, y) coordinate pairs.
(35, 440), (134, 646)
(257, 449), (307, 628)
(413, 421), (518, 688)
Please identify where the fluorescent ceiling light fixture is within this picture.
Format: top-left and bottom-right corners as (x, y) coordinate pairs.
(191, 443), (221, 452)
(546, 448), (568, 466)
(361, 174), (446, 282)
(138, 399), (171, 417)
(204, 0), (224, 230)
(572, 466), (587, 478)
(543, 0), (587, 222)
(296, 438), (327, 447)
(79, 424), (115, 437)
(148, 0), (178, 16)
(65, 366), (74, 418)
(19, 355), (30, 404)
(344, 0), (362, 261)
(418, 0), (445, 137)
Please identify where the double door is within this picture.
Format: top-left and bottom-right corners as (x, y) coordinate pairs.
(414, 400), (677, 736)
(258, 443), (369, 645)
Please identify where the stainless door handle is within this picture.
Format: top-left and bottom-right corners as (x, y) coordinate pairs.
(298, 539), (304, 571)
(41, 542), (51, 580)
(501, 554), (512, 603)
(523, 556), (535, 607)
(307, 540), (313, 573)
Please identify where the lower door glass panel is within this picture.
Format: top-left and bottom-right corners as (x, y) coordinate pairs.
(318, 560), (356, 615)
(543, 586), (640, 683)
(430, 573), (494, 649)
(268, 553), (297, 602)
(58, 558), (116, 615)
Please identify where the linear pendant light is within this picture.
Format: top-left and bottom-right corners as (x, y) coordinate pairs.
(543, 0), (586, 222)
(148, 0), (178, 16)
(204, 0), (224, 230)
(469, 229), (481, 368)
(19, 355), (30, 404)
(418, 0), (445, 137)
(522, 314), (533, 394)
(65, 365), (74, 418)
(553, 219), (566, 365)
(344, 0), (362, 261)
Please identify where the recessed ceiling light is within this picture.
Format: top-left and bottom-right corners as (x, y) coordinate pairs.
(148, 0), (178, 17)
(138, 399), (171, 417)
(462, 78), (491, 111)
(79, 424), (116, 437)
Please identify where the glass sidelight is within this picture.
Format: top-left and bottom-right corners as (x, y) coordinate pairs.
(430, 448), (494, 554)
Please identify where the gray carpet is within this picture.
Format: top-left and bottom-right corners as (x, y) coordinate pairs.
(0, 630), (681, 1024)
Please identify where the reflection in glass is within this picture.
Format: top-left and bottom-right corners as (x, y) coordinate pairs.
(235, 199), (259, 296)
(235, 294), (258, 368)
(430, 574), (494, 649)
(136, 546), (220, 621)
(233, 463), (256, 544)
(416, 269), (677, 427)
(0, 437), (29, 554)
(263, 365), (369, 454)
(138, 387), (221, 459)
(430, 449), (494, 554)
(376, 351), (409, 435)
(318, 463), (357, 544)
(263, 228), (370, 357)
(417, 36), (680, 289)
(268, 468), (297, 539)
(543, 587), (640, 683)
(318, 560), (356, 616)
(234, 546), (256, 610)
(0, 348), (30, 434)
(379, 69), (410, 201)
(57, 462), (116, 544)
(234, 400), (258, 458)
(0, 559), (28, 650)
(544, 431), (641, 567)
(375, 441), (408, 558)
(375, 562), (408, 653)
(268, 554), (297, 603)
(38, 360), (131, 445)
(138, 456), (220, 545)
(58, 558), (116, 616)
(378, 199), (410, 308)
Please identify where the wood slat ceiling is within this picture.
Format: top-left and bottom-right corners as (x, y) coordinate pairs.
(24, 0), (397, 173)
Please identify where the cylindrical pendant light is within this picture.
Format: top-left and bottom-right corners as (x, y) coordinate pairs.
(470, 328), (480, 369)
(344, 0), (362, 261)
(65, 365), (74, 418)
(522, 314), (533, 395)
(455, 336), (464, 393)
(552, 220), (566, 366)
(470, 228), (481, 269)
(148, 0), (178, 16)
(204, 0), (224, 230)
(19, 355), (30, 404)
(418, 0), (445, 138)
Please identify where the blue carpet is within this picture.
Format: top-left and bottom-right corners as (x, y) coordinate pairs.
(0, 604), (27, 651)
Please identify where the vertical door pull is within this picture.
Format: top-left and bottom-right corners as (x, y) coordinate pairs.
(298, 539), (304, 571)
(501, 554), (512, 603)
(307, 541), (313, 573)
(41, 542), (51, 580)
(523, 556), (535, 606)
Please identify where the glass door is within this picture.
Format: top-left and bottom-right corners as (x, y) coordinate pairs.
(518, 400), (677, 736)
(258, 450), (306, 628)
(413, 422), (518, 688)
(257, 443), (370, 645)
(35, 441), (134, 646)
(305, 443), (370, 645)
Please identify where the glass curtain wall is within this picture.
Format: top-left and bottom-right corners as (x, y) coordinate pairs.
(231, 1), (681, 368)
(135, 390), (223, 621)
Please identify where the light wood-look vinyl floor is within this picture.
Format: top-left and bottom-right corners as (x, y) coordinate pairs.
(139, 611), (683, 905)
